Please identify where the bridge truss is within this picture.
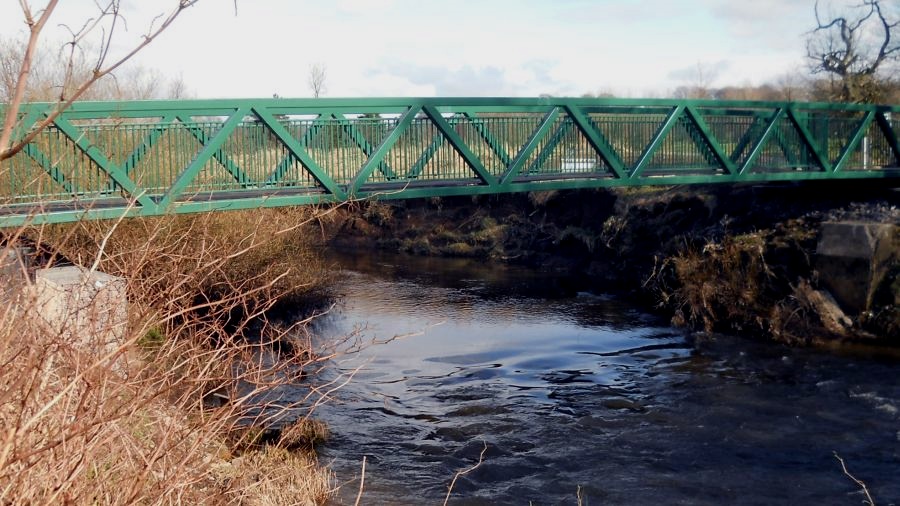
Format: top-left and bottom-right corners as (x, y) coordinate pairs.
(1, 97), (899, 226)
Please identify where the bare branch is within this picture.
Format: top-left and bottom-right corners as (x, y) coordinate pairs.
(0, 0), (59, 158)
(0, 1), (201, 161)
(834, 451), (875, 506)
(444, 440), (488, 505)
(806, 0), (900, 102)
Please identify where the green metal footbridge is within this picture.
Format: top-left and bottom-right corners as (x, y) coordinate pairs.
(2, 97), (899, 226)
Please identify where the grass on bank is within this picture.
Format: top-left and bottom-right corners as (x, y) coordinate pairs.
(0, 206), (348, 505)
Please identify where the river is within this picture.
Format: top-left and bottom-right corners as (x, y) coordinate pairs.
(305, 250), (900, 505)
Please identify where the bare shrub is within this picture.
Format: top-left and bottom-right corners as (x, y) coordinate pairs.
(0, 206), (353, 504)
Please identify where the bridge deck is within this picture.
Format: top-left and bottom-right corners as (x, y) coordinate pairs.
(2, 97), (899, 226)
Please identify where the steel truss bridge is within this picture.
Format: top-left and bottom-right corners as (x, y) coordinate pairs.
(1, 97), (899, 226)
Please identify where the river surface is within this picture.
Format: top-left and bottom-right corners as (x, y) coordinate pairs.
(307, 251), (900, 505)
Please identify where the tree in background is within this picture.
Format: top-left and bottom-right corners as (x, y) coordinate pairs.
(0, 1), (200, 162)
(0, 38), (189, 104)
(308, 62), (327, 98)
(807, 0), (900, 103)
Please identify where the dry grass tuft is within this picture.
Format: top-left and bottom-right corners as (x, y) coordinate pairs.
(669, 232), (774, 333)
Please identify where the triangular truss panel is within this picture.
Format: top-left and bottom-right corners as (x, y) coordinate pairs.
(701, 111), (763, 168)
(643, 114), (723, 176)
(133, 119), (208, 197)
(121, 120), (196, 196)
(807, 111), (865, 165)
(366, 115), (474, 184)
(837, 113), (900, 171)
(513, 112), (615, 180)
(3, 128), (82, 203)
(30, 121), (113, 196)
(745, 114), (825, 174)
(452, 114), (514, 179)
(590, 112), (668, 170)
(304, 116), (392, 185)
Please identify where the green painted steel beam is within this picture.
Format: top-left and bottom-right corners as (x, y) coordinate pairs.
(526, 121), (571, 175)
(786, 107), (831, 172)
(21, 143), (77, 194)
(407, 131), (445, 179)
(332, 112), (397, 180)
(684, 106), (735, 174)
(875, 112), (900, 166)
(739, 108), (785, 175)
(3, 167), (898, 227)
(350, 105), (419, 194)
(462, 111), (513, 167)
(266, 114), (330, 185)
(176, 114), (251, 185)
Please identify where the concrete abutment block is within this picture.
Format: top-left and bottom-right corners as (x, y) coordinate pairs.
(816, 221), (899, 315)
(27, 266), (128, 360)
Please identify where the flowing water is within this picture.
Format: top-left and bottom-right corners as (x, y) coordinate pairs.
(306, 251), (900, 505)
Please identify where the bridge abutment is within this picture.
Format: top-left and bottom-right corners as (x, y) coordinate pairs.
(816, 221), (899, 320)
(28, 266), (128, 355)
(3, 253), (129, 367)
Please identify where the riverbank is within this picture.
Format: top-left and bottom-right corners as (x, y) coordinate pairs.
(0, 208), (339, 504)
(329, 182), (898, 345)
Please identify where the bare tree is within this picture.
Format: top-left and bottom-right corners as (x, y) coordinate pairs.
(308, 62), (327, 98)
(772, 72), (809, 102)
(0, 1), (201, 162)
(807, 0), (900, 103)
(671, 62), (720, 99)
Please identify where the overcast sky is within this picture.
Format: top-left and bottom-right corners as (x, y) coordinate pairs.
(2, 0), (826, 99)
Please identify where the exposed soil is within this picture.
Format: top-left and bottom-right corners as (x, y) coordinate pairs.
(328, 181), (899, 345)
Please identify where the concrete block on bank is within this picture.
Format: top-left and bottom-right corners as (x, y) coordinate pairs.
(816, 221), (899, 314)
(29, 266), (128, 356)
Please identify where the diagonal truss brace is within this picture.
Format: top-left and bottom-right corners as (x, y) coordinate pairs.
(422, 106), (497, 186)
(158, 107), (247, 209)
(833, 111), (875, 173)
(176, 115), (252, 185)
(52, 116), (157, 208)
(500, 107), (560, 185)
(252, 107), (346, 199)
(351, 105), (420, 194)
(631, 105), (684, 179)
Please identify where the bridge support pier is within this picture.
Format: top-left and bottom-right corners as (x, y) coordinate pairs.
(816, 221), (899, 317)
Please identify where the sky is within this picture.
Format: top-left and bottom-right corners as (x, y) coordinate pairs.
(1, 0), (827, 99)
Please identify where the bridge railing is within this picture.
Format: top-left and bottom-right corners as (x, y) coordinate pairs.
(1, 97), (899, 225)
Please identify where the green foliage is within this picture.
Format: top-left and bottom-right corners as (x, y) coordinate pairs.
(138, 326), (166, 351)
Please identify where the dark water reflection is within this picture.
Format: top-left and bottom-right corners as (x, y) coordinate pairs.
(309, 251), (900, 505)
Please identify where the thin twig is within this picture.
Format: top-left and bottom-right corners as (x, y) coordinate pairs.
(444, 440), (488, 506)
(353, 456), (366, 506)
(834, 451), (875, 506)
